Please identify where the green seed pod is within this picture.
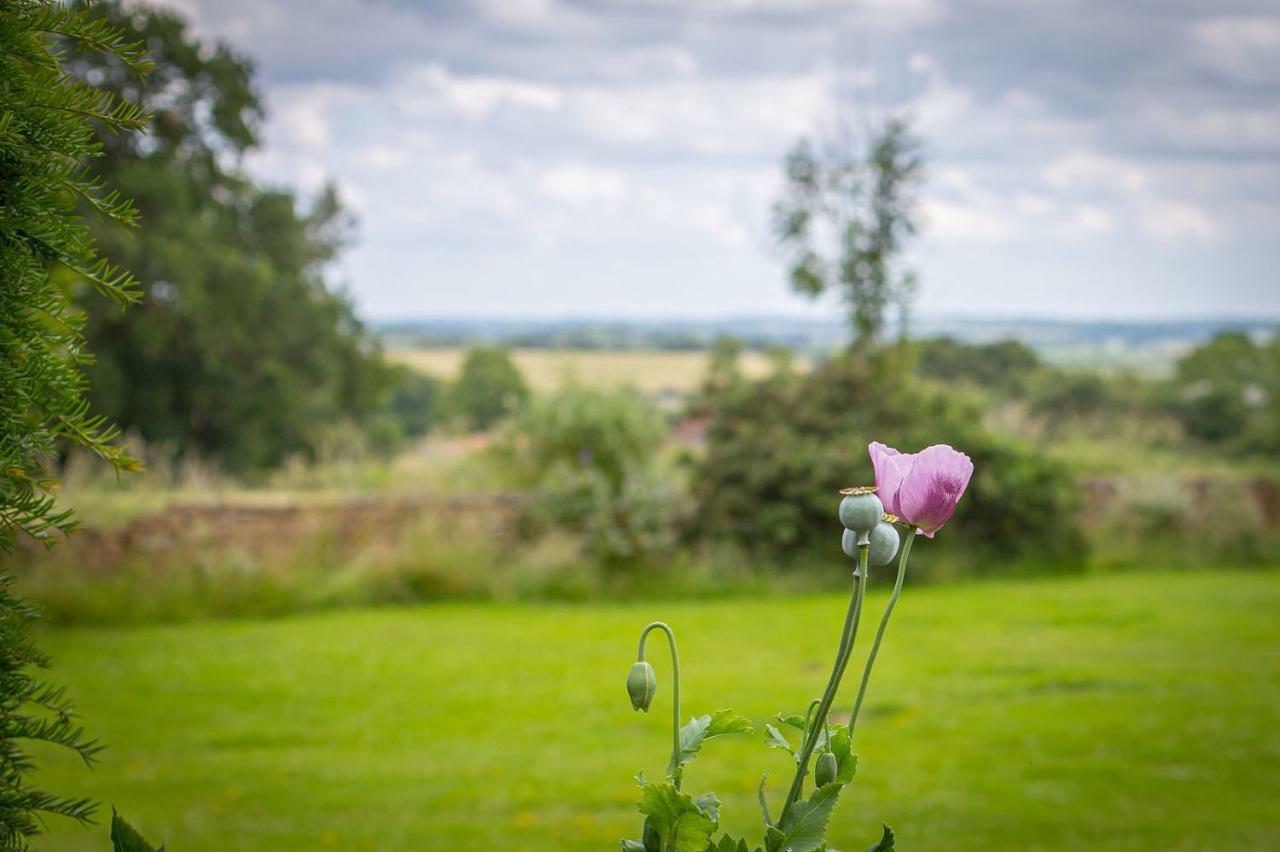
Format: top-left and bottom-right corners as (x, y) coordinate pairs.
(626, 660), (657, 712)
(815, 750), (838, 787)
(868, 521), (901, 567)
(841, 527), (859, 560)
(838, 488), (883, 539)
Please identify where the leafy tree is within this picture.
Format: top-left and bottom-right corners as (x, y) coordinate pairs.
(1, 1), (149, 845)
(64, 1), (394, 472)
(1174, 331), (1278, 449)
(773, 118), (924, 349)
(450, 348), (529, 432)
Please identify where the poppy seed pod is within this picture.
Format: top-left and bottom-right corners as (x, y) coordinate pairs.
(868, 521), (901, 567)
(815, 750), (838, 787)
(841, 527), (859, 560)
(626, 661), (657, 712)
(838, 488), (883, 541)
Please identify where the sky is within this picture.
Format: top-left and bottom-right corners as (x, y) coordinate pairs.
(153, 0), (1280, 322)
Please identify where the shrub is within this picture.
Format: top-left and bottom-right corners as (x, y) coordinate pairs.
(688, 353), (1087, 573)
(916, 336), (1041, 395)
(385, 365), (442, 439)
(496, 385), (679, 568)
(450, 347), (529, 431)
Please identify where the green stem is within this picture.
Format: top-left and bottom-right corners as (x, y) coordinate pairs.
(638, 621), (683, 789)
(777, 544), (869, 826)
(849, 525), (915, 737)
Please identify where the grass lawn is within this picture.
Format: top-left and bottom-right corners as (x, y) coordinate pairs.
(32, 570), (1280, 851)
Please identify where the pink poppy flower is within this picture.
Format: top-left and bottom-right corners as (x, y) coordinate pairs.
(868, 441), (974, 537)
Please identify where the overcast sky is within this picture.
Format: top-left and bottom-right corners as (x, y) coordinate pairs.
(155, 0), (1280, 322)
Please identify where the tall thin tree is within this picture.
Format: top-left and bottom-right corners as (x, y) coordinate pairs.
(773, 117), (924, 350)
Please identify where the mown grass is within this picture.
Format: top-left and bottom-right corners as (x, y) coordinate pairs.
(31, 570), (1280, 851)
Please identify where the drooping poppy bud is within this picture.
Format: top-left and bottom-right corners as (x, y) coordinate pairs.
(627, 661), (657, 712)
(815, 750), (838, 787)
(838, 487), (883, 542)
(868, 521), (901, 567)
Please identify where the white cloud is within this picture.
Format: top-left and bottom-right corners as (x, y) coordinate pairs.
(406, 63), (564, 119)
(1139, 200), (1221, 243)
(365, 144), (408, 171)
(684, 203), (749, 245)
(1043, 152), (1147, 195)
(1193, 16), (1280, 84)
(1068, 204), (1114, 235)
(921, 198), (1012, 243)
(537, 165), (627, 204)
(1138, 104), (1280, 153)
(568, 69), (834, 154)
(1013, 193), (1055, 216)
(275, 93), (331, 149)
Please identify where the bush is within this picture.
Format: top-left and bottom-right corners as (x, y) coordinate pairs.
(916, 337), (1041, 395)
(495, 385), (680, 568)
(450, 347), (529, 431)
(383, 364), (442, 439)
(688, 352), (1087, 573)
(1172, 331), (1278, 452)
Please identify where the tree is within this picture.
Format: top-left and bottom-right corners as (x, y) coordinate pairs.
(1174, 331), (1278, 449)
(916, 337), (1041, 394)
(0, 1), (149, 844)
(450, 348), (529, 432)
(773, 118), (924, 349)
(64, 1), (395, 472)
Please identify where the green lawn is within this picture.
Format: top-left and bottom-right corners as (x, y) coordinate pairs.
(33, 571), (1280, 851)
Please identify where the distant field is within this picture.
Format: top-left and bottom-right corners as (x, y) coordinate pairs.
(388, 347), (789, 393)
(35, 570), (1280, 851)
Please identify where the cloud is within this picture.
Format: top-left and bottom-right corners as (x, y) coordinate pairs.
(1043, 152), (1147, 195)
(1139, 200), (1221, 243)
(921, 198), (1013, 244)
(1068, 204), (1114, 236)
(407, 63), (564, 119)
(147, 0), (1279, 319)
(537, 165), (627, 204)
(1192, 16), (1280, 84)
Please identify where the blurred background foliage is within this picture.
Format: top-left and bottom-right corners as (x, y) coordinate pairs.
(5, 0), (1274, 628)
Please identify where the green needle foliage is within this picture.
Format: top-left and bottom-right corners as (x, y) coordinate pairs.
(1, 1), (149, 846)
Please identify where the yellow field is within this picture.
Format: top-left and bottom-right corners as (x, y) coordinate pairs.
(388, 347), (791, 393)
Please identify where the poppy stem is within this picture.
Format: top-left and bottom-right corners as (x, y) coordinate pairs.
(850, 525), (915, 736)
(777, 544), (868, 825)
(637, 622), (683, 789)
